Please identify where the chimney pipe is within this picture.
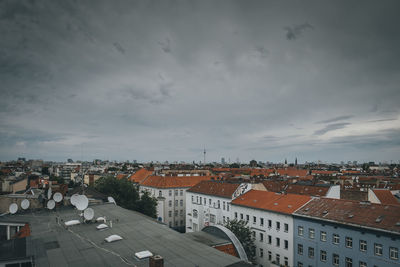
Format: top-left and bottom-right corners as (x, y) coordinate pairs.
(149, 255), (164, 267)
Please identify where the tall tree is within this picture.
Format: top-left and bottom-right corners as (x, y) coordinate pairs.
(94, 176), (157, 217)
(225, 219), (256, 263)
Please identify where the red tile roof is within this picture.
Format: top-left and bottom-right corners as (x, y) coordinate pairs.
(276, 168), (308, 177)
(250, 169), (275, 176)
(262, 180), (288, 192)
(231, 190), (311, 214)
(116, 174), (128, 180)
(373, 189), (399, 205)
(187, 181), (241, 198)
(128, 168), (153, 183)
(294, 198), (400, 234)
(286, 184), (330, 197)
(311, 170), (336, 175)
(140, 175), (213, 188)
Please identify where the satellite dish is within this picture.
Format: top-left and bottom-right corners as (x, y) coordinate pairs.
(21, 199), (30, 210)
(83, 208), (94, 220)
(47, 187), (52, 199)
(53, 192), (63, 203)
(70, 194), (79, 206)
(108, 196), (116, 205)
(9, 203), (18, 214)
(75, 195), (89, 211)
(47, 200), (56, 210)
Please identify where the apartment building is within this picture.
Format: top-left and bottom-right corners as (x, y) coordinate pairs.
(231, 190), (311, 267)
(293, 198), (400, 267)
(185, 181), (254, 232)
(139, 175), (212, 231)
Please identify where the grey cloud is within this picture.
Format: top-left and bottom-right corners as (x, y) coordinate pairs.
(367, 118), (397, 123)
(158, 38), (171, 53)
(284, 23), (313, 40)
(314, 122), (351, 135)
(113, 42), (125, 54)
(316, 115), (354, 124)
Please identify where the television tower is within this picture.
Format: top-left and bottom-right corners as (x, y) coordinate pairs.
(203, 148), (206, 166)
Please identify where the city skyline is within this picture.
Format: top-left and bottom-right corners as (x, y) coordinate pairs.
(1, 0), (400, 163)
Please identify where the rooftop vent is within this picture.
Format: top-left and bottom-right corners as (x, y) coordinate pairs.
(348, 214), (354, 218)
(65, 220), (80, 226)
(304, 208), (309, 211)
(134, 250), (153, 259)
(105, 234), (123, 243)
(288, 205), (292, 208)
(274, 203), (278, 206)
(97, 224), (108, 230)
(322, 210), (328, 214)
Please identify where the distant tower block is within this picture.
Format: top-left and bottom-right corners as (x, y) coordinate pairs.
(295, 157), (298, 166)
(203, 148), (206, 166)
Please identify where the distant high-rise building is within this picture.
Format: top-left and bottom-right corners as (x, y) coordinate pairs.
(295, 157), (298, 166)
(221, 157), (226, 165)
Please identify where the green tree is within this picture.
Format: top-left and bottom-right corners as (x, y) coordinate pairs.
(94, 176), (157, 218)
(225, 219), (255, 263)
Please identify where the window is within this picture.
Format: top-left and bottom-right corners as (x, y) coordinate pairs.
(345, 257), (352, 267)
(276, 221), (280, 230)
(246, 214), (249, 222)
(284, 223), (289, 232)
(223, 216), (225, 223)
(240, 213), (243, 220)
(333, 234), (339, 244)
(284, 257), (288, 266)
(260, 218), (264, 226)
(196, 196), (199, 203)
(158, 190), (162, 197)
(260, 248), (264, 258)
(223, 201), (226, 210)
(268, 220), (272, 228)
(374, 243), (382, 256)
(180, 210), (183, 215)
(218, 200), (220, 208)
(298, 262), (303, 267)
(209, 199), (211, 205)
(252, 231), (256, 238)
(284, 239), (288, 249)
(169, 190), (172, 196)
(276, 254), (280, 265)
(175, 221), (178, 226)
(346, 237), (353, 248)
(268, 251), (272, 260)
(276, 237), (280, 247)
(253, 216), (256, 224)
(210, 214), (216, 223)
(268, 235), (272, 244)
(168, 211), (172, 217)
(298, 244), (303, 255)
(309, 228), (315, 239)
(180, 189), (183, 196)
(333, 254), (339, 266)
(320, 250), (327, 262)
(260, 233), (264, 242)
(191, 196), (194, 202)
(175, 189), (178, 196)
(360, 240), (367, 252)
(180, 199), (183, 206)
(193, 209), (198, 218)
(298, 226), (304, 236)
(390, 247), (398, 260)
(169, 200), (172, 207)
(235, 212), (238, 219)
(174, 210), (178, 216)
(308, 247), (314, 258)
(320, 231), (326, 242)
(359, 261), (367, 267)
(199, 197), (202, 204)
(204, 198), (206, 205)
(175, 200), (178, 206)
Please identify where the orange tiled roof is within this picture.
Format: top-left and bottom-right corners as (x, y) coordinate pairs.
(187, 181), (241, 198)
(373, 189), (399, 205)
(250, 169), (275, 176)
(311, 170), (336, 175)
(262, 180), (288, 192)
(128, 168), (153, 183)
(286, 184), (330, 197)
(276, 168), (308, 177)
(231, 190), (311, 214)
(294, 198), (400, 234)
(140, 175), (213, 188)
(116, 174), (128, 180)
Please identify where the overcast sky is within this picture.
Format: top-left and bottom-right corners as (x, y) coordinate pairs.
(1, 0), (399, 163)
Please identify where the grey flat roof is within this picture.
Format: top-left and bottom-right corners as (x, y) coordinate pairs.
(0, 203), (248, 267)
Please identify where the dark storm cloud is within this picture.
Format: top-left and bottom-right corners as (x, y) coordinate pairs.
(284, 23), (313, 40)
(0, 0), (399, 162)
(316, 115), (354, 124)
(314, 123), (351, 136)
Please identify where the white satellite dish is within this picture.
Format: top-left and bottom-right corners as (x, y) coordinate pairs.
(9, 203), (18, 214)
(75, 195), (89, 211)
(108, 196), (116, 205)
(70, 194), (79, 206)
(21, 199), (30, 210)
(83, 208), (94, 220)
(47, 199), (56, 210)
(53, 192), (63, 203)
(47, 187), (52, 199)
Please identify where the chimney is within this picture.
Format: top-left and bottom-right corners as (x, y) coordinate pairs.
(149, 255), (164, 267)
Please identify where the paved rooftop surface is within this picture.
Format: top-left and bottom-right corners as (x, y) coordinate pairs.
(0, 203), (247, 267)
